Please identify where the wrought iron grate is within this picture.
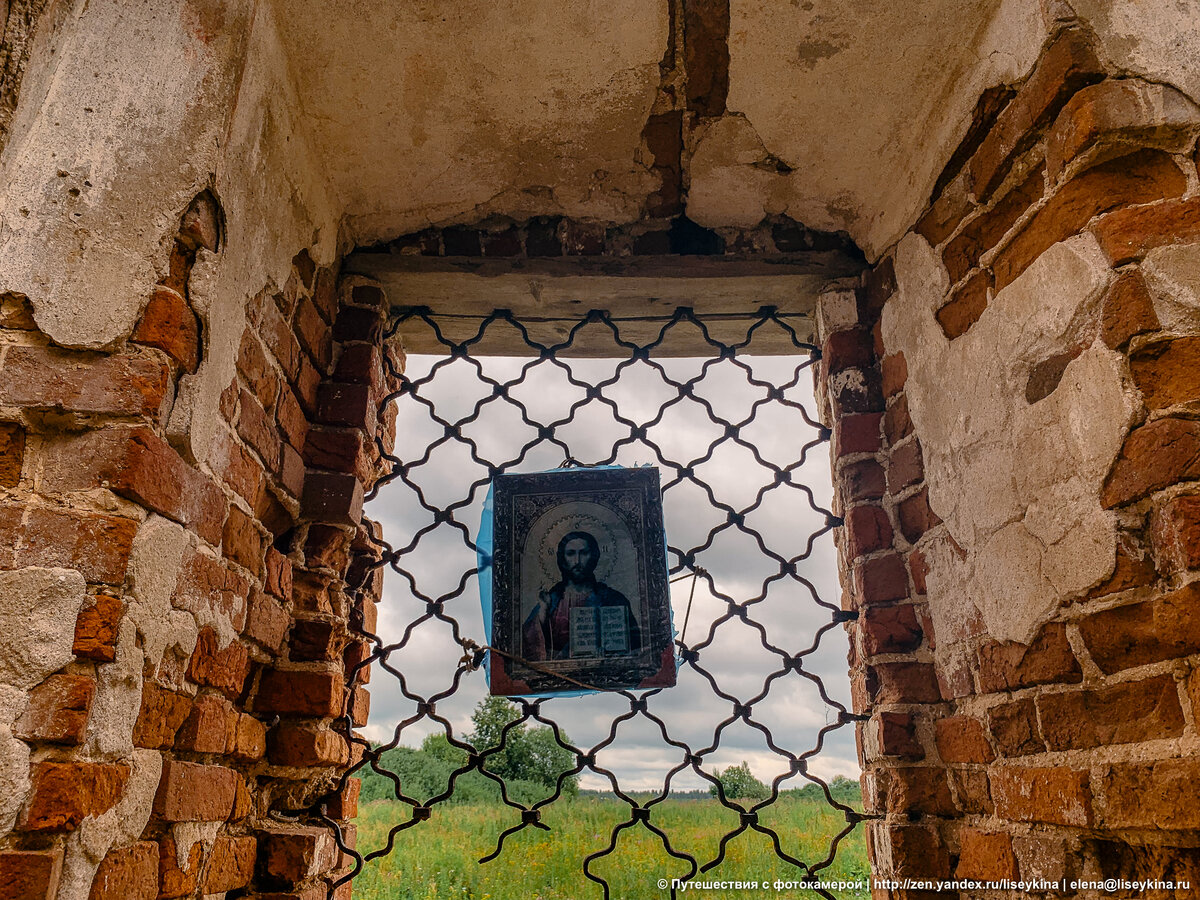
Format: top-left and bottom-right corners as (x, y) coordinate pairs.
(317, 305), (865, 899)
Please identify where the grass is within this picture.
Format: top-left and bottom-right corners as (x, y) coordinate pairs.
(350, 793), (869, 900)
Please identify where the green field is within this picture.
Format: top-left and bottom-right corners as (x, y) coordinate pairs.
(351, 792), (869, 900)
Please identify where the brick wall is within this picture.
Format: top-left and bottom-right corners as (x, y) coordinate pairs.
(0, 193), (398, 898)
(817, 21), (1200, 900)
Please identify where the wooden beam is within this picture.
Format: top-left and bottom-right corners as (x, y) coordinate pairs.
(344, 252), (864, 357)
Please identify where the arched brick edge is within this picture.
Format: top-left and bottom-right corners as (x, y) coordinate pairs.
(817, 21), (1200, 900)
(0, 221), (398, 897)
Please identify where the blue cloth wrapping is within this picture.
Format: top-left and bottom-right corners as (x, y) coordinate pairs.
(476, 464), (674, 698)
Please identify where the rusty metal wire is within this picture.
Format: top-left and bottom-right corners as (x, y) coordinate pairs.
(314, 306), (867, 900)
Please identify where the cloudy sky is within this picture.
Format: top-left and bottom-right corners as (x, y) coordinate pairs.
(361, 316), (857, 795)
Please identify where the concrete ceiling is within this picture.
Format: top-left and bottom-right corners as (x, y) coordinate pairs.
(271, 0), (1047, 258)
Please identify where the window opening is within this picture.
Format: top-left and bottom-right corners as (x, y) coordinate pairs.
(319, 305), (868, 899)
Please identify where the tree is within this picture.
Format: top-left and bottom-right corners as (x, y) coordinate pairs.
(467, 696), (579, 795)
(711, 760), (769, 802)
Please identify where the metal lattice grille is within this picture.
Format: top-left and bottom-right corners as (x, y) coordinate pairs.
(319, 305), (865, 899)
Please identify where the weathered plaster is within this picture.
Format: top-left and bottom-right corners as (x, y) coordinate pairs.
(57, 749), (162, 900)
(0, 566), (86, 689)
(1142, 243), (1200, 334)
(1072, 0), (1200, 106)
(170, 0), (340, 468)
(0, 0), (254, 348)
(268, 0), (668, 244)
(704, 0), (1045, 258)
(882, 232), (1136, 645)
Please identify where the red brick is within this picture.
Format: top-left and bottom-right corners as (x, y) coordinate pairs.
(13, 508), (137, 584)
(860, 604), (922, 656)
(1077, 581), (1200, 674)
(934, 716), (995, 764)
(277, 383), (308, 451)
(869, 823), (950, 880)
(312, 267), (339, 322)
(222, 504), (265, 575)
(0, 292), (38, 330)
(1131, 336), (1200, 411)
(1088, 533), (1158, 598)
(237, 389), (282, 469)
(295, 297), (333, 370)
(908, 548), (929, 594)
(89, 841), (157, 900)
(279, 441), (306, 498)
(42, 427), (226, 545)
(830, 367), (884, 417)
(259, 301), (302, 380)
(1096, 758), (1200, 829)
(350, 685), (370, 727)
(0, 346), (170, 417)
(955, 830), (1017, 881)
(303, 428), (370, 480)
(154, 760), (237, 822)
(822, 327), (874, 376)
(244, 589), (289, 652)
(886, 441), (922, 493)
(305, 524), (353, 572)
(233, 713), (268, 761)
(293, 249), (317, 289)
(992, 766), (1092, 826)
(879, 352), (906, 398)
(256, 483), (295, 538)
(174, 693), (233, 753)
(936, 269), (991, 340)
(14, 674), (95, 745)
(0, 850), (62, 900)
(132, 683), (192, 749)
(1102, 417), (1200, 508)
(320, 780), (360, 824)
(968, 27), (1104, 200)
(344, 638), (373, 685)
(187, 627), (251, 700)
(1100, 269), (1160, 350)
(859, 256), (897, 320)
(290, 618), (338, 661)
(1093, 196), (1200, 265)
(888, 766), (955, 817)
(258, 825), (338, 885)
(302, 472), (365, 527)
(293, 352), (322, 415)
(896, 488), (941, 544)
(1153, 494), (1200, 572)
(20, 761), (129, 832)
(237, 330), (280, 410)
(71, 592), (122, 662)
(873, 712), (924, 760)
(915, 177), (974, 248)
(263, 547), (292, 602)
(835, 412), (883, 458)
(943, 164), (1045, 283)
(132, 287), (200, 371)
(200, 835), (257, 894)
(987, 697), (1044, 757)
(1038, 674), (1184, 751)
(1047, 79), (1200, 180)
(994, 149), (1186, 291)
(845, 505), (893, 560)
(158, 835), (203, 898)
(856, 553), (909, 607)
(255, 668), (343, 717)
(951, 769), (994, 815)
(173, 549), (250, 631)
(268, 724), (349, 767)
(335, 343), (382, 385)
(316, 381), (375, 432)
(213, 429), (265, 506)
(841, 458), (887, 502)
(977, 622), (1081, 692)
(334, 306), (385, 344)
(0, 422), (25, 487)
(871, 661), (940, 704)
